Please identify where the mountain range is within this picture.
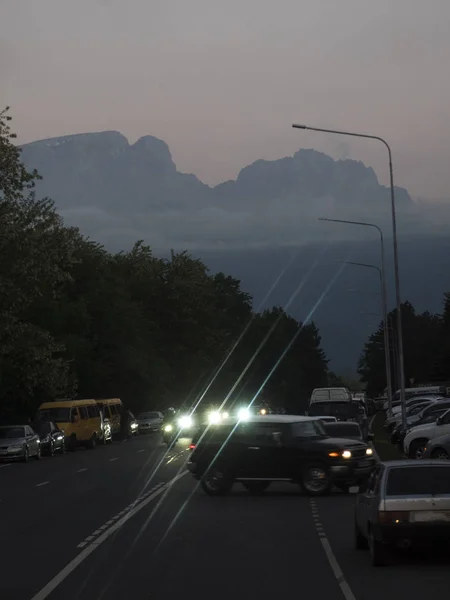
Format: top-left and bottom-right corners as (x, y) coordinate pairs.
(20, 132), (450, 375)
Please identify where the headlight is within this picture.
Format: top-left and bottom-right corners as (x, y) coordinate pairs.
(222, 411), (229, 419)
(366, 447), (373, 456)
(260, 408), (267, 415)
(164, 424), (173, 432)
(178, 415), (193, 429)
(131, 423), (138, 429)
(208, 411), (221, 424)
(342, 450), (352, 459)
(237, 408), (251, 421)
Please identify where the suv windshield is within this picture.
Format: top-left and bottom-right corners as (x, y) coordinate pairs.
(308, 402), (359, 419)
(0, 427), (25, 439)
(323, 423), (362, 439)
(291, 420), (325, 438)
(386, 466), (450, 496)
(36, 408), (71, 423)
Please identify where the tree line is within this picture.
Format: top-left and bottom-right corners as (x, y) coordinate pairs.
(0, 108), (329, 421)
(358, 298), (450, 396)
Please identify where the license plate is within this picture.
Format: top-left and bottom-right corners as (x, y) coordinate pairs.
(411, 511), (450, 523)
(357, 460), (372, 468)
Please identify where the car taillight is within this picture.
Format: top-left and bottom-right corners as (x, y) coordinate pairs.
(378, 511), (410, 524)
(189, 444), (196, 450)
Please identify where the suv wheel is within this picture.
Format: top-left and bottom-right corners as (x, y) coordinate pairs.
(201, 467), (232, 496)
(243, 481), (271, 495)
(300, 463), (331, 496)
(409, 439), (427, 459)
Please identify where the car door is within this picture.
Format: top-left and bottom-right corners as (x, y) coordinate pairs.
(26, 426), (38, 455)
(356, 464), (383, 537)
(236, 424), (285, 478)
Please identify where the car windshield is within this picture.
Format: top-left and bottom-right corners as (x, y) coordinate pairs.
(138, 412), (160, 419)
(308, 402), (359, 419)
(0, 427), (25, 439)
(36, 408), (70, 423)
(291, 420), (326, 438)
(36, 422), (52, 435)
(323, 423), (362, 439)
(386, 466), (450, 496)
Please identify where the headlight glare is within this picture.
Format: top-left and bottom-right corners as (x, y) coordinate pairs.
(342, 450), (352, 459)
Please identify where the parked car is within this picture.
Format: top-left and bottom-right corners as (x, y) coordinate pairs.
(322, 421), (373, 443)
(33, 420), (65, 456)
(137, 411), (164, 434)
(390, 400), (450, 447)
(188, 415), (376, 496)
(354, 460), (450, 565)
(0, 425), (41, 462)
(404, 408), (450, 459)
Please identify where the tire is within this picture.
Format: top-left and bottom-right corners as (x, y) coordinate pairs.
(369, 530), (388, 566)
(22, 447), (29, 463)
(431, 448), (449, 460)
(243, 481), (271, 495)
(354, 517), (368, 550)
(300, 463), (332, 496)
(88, 434), (97, 450)
(35, 446), (41, 461)
(201, 466), (233, 496)
(409, 439), (427, 459)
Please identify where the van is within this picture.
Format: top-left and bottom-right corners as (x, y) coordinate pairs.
(36, 399), (103, 450)
(309, 387), (352, 405)
(96, 398), (123, 435)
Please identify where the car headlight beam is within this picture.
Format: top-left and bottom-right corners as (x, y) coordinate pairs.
(178, 415), (193, 429)
(342, 450), (352, 459)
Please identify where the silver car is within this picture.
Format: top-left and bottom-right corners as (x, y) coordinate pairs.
(0, 425), (41, 462)
(137, 411), (163, 434)
(354, 460), (450, 566)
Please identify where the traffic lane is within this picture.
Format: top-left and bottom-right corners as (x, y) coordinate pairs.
(40, 479), (344, 600)
(0, 444), (190, 600)
(0, 433), (163, 491)
(317, 493), (450, 600)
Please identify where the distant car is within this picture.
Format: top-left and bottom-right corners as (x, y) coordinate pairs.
(323, 421), (373, 443)
(137, 411), (164, 434)
(188, 415), (375, 497)
(390, 401), (450, 447)
(313, 416), (338, 423)
(0, 425), (41, 462)
(404, 408), (450, 459)
(354, 460), (450, 565)
(33, 421), (65, 456)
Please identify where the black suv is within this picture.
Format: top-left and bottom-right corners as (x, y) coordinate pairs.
(187, 416), (376, 496)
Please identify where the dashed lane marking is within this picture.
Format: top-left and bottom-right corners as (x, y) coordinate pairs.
(77, 468), (88, 473)
(137, 449), (145, 453)
(109, 457), (118, 462)
(36, 481), (49, 487)
(0, 464), (12, 468)
(30, 471), (188, 600)
(309, 499), (357, 600)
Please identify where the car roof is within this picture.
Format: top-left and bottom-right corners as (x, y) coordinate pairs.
(380, 459), (450, 469)
(219, 415), (317, 425)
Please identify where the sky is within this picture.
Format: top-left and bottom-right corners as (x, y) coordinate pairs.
(2, 0), (450, 199)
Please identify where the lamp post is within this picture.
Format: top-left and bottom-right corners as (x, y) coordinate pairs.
(336, 260), (393, 417)
(319, 217), (393, 416)
(293, 124), (406, 429)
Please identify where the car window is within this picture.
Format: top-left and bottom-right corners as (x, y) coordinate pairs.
(87, 405), (99, 418)
(79, 406), (88, 420)
(37, 407), (71, 422)
(291, 420), (325, 438)
(0, 427), (26, 439)
(386, 466), (450, 496)
(238, 423), (284, 444)
(439, 409), (450, 425)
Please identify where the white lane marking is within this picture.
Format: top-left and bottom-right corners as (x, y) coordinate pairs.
(109, 457), (118, 462)
(0, 464), (12, 469)
(36, 481), (49, 487)
(31, 472), (187, 600)
(77, 468), (88, 473)
(309, 499), (356, 600)
(137, 449), (144, 453)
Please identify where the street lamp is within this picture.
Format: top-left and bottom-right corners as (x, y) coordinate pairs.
(319, 217), (393, 416)
(294, 124), (406, 429)
(336, 259), (393, 416)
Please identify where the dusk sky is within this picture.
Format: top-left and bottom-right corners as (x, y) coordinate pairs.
(3, 0), (450, 199)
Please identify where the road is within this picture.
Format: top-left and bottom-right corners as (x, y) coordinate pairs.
(2, 436), (450, 600)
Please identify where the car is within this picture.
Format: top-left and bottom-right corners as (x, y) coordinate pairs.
(390, 401), (450, 447)
(162, 413), (196, 445)
(32, 420), (66, 456)
(354, 460), (450, 566)
(322, 421), (373, 443)
(422, 433), (450, 460)
(0, 425), (41, 462)
(404, 408), (450, 458)
(187, 415), (376, 496)
(137, 411), (164, 434)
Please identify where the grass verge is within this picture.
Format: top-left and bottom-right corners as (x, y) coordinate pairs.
(371, 412), (404, 461)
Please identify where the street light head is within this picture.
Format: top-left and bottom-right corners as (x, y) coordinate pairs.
(292, 124), (307, 130)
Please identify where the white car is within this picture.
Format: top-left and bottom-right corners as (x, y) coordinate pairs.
(137, 411), (164, 434)
(404, 408), (450, 459)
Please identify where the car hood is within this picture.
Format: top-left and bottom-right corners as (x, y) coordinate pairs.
(138, 419), (160, 424)
(313, 437), (367, 450)
(0, 437), (26, 447)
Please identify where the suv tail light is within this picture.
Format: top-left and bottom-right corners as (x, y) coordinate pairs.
(189, 444), (196, 450)
(378, 511), (410, 524)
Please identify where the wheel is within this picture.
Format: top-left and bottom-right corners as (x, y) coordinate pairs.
(243, 481), (271, 495)
(22, 447), (29, 463)
(35, 446), (41, 461)
(300, 463), (332, 496)
(201, 466), (233, 496)
(409, 439), (427, 459)
(431, 448), (449, 460)
(354, 517), (368, 550)
(369, 530), (388, 566)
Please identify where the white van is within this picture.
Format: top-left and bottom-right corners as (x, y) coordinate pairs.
(309, 387), (352, 405)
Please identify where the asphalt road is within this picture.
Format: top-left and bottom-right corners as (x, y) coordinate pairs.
(2, 437), (450, 600)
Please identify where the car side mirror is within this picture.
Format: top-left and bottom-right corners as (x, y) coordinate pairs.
(436, 416), (443, 425)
